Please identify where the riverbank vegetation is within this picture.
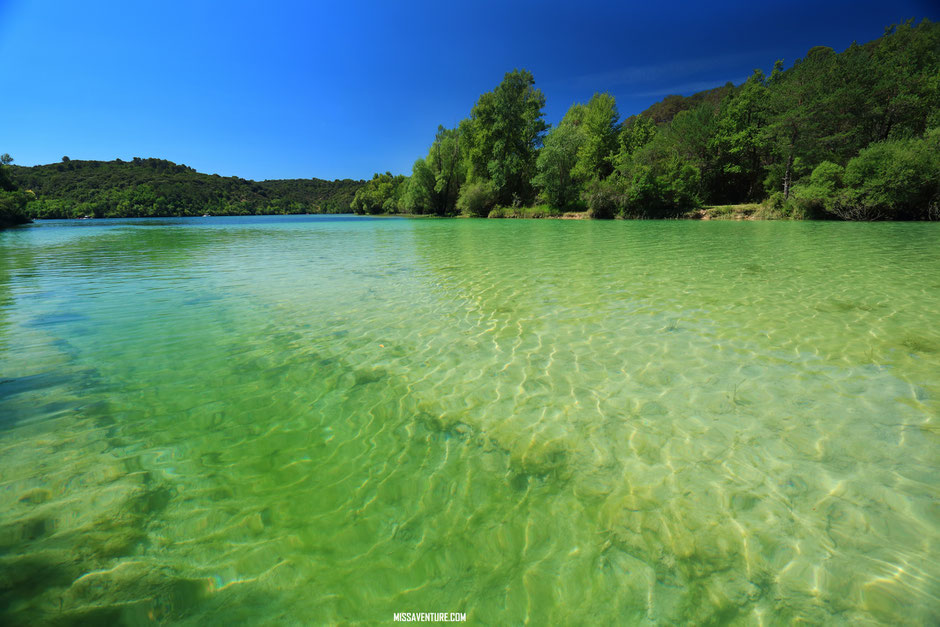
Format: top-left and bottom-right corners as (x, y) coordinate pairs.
(9, 158), (364, 218)
(0, 154), (31, 228)
(352, 19), (939, 220)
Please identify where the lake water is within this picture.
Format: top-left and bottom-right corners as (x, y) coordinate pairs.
(0, 215), (937, 624)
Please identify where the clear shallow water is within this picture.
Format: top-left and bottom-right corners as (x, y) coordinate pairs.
(0, 215), (937, 625)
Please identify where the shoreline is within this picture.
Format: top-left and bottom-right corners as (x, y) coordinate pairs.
(18, 204), (938, 223)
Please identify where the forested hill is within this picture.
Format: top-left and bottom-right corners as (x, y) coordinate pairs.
(10, 157), (364, 218)
(637, 84), (734, 124)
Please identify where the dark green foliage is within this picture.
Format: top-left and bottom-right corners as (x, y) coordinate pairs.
(602, 18), (939, 219)
(841, 133), (939, 219)
(255, 178), (364, 213)
(463, 69), (548, 207)
(349, 172), (408, 215)
(0, 191), (31, 228)
(570, 92), (620, 182)
(402, 126), (467, 215)
(787, 161), (845, 217)
(611, 110), (705, 217)
(620, 161), (701, 218)
(710, 70), (770, 202)
(792, 131), (940, 220)
(613, 115), (657, 171)
(533, 121), (586, 208)
(639, 84), (734, 124)
(456, 181), (496, 217)
(400, 159), (436, 214)
(533, 92), (621, 210)
(486, 205), (561, 218)
(0, 154), (31, 228)
(761, 20), (940, 202)
(582, 179), (623, 219)
(11, 157), (364, 218)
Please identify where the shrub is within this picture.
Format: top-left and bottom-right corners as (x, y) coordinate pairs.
(618, 160), (701, 218)
(0, 191), (31, 227)
(581, 179), (623, 219)
(755, 191), (811, 220)
(457, 180), (496, 217)
(788, 162), (845, 218)
(786, 132), (940, 220)
(838, 131), (940, 220)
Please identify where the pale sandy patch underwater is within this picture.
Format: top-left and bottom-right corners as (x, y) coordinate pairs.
(0, 216), (937, 624)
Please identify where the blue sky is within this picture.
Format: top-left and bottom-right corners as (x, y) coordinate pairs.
(1, 0), (936, 181)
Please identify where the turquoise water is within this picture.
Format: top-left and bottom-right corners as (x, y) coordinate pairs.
(0, 216), (937, 625)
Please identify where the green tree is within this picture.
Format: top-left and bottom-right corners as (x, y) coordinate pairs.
(570, 92), (620, 182)
(349, 172), (408, 215)
(613, 115), (657, 174)
(425, 126), (466, 215)
(838, 130), (940, 219)
(532, 121), (585, 208)
(712, 70), (770, 201)
(0, 154), (31, 228)
(866, 20), (940, 143)
(463, 69), (548, 206)
(401, 126), (466, 216)
(401, 158), (435, 214)
(765, 51), (829, 198)
(456, 180), (496, 217)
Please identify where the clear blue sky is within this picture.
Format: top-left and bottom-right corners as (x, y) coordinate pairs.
(1, 0), (935, 181)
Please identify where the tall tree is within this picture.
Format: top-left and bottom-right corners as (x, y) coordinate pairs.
(712, 71), (770, 201)
(613, 115), (657, 174)
(463, 69), (548, 206)
(765, 47), (835, 198)
(427, 126), (466, 215)
(401, 158), (435, 214)
(571, 92), (620, 182)
(532, 121), (585, 208)
(866, 20), (940, 143)
(402, 125), (466, 215)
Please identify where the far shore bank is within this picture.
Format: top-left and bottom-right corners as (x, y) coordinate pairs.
(16, 202), (940, 224)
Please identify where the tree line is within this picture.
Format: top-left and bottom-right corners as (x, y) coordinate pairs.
(7, 157), (365, 219)
(352, 19), (939, 220)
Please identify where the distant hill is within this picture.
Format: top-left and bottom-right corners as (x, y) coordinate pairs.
(10, 157), (365, 218)
(637, 84), (736, 124)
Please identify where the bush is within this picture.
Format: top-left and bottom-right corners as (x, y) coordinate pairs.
(617, 159), (701, 218)
(0, 190), (31, 227)
(457, 180), (496, 217)
(788, 162), (845, 218)
(581, 179), (623, 219)
(786, 132), (940, 220)
(838, 131), (939, 220)
(754, 191), (812, 220)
